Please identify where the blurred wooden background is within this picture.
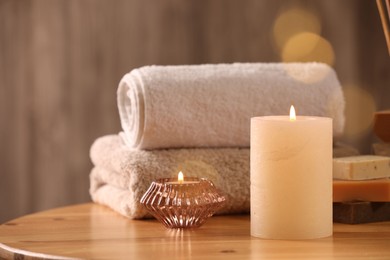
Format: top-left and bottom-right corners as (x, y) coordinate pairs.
(1, 0), (389, 223)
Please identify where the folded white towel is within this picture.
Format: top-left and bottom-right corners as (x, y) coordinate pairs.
(89, 135), (359, 219)
(90, 135), (250, 219)
(90, 168), (141, 217)
(118, 62), (345, 150)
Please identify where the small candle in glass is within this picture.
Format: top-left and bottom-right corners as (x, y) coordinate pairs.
(140, 171), (226, 228)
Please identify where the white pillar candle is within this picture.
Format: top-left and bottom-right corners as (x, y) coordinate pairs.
(250, 107), (332, 239)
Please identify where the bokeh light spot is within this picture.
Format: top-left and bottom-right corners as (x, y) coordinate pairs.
(281, 32), (335, 66)
(273, 7), (321, 50)
(343, 85), (377, 140)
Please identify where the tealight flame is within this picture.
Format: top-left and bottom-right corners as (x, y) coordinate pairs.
(178, 171), (184, 184)
(290, 105), (296, 121)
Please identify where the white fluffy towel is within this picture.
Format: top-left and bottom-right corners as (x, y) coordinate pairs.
(117, 62), (345, 150)
(89, 135), (251, 219)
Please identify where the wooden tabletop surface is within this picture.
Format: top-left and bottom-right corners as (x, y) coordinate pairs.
(0, 203), (390, 259)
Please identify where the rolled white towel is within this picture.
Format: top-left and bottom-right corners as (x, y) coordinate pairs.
(117, 62), (345, 150)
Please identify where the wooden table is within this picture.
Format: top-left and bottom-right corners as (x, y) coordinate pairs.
(0, 203), (390, 259)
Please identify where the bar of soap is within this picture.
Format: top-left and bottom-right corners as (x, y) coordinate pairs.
(333, 178), (390, 202)
(333, 155), (390, 180)
(333, 201), (390, 224)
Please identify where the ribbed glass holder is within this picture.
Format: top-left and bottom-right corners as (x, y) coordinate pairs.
(140, 177), (226, 229)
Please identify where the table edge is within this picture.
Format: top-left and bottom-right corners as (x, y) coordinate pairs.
(0, 242), (80, 260)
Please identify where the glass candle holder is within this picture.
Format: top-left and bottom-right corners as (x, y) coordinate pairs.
(140, 177), (226, 228)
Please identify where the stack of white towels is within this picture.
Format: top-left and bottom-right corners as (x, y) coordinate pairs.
(90, 62), (350, 219)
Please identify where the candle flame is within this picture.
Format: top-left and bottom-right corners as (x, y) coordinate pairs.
(290, 105), (296, 121)
(178, 171), (184, 184)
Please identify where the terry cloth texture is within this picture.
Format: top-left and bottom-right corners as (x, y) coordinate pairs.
(117, 62), (345, 150)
